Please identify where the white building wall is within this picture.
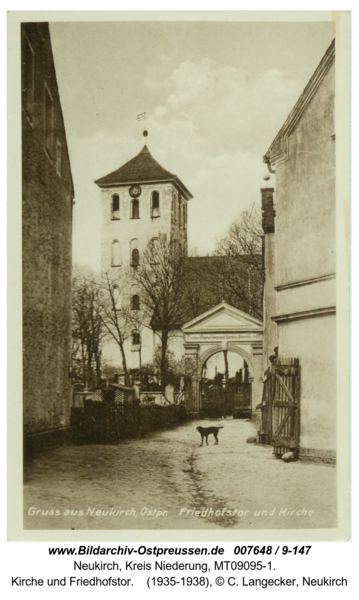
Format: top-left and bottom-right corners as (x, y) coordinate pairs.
(278, 314), (336, 451)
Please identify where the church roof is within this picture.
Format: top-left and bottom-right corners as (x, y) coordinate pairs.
(94, 145), (193, 199)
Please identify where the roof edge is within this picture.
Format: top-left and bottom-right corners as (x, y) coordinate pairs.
(182, 301), (263, 332)
(263, 38), (335, 169)
(95, 176), (193, 200)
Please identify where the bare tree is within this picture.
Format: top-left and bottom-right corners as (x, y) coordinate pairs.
(131, 234), (188, 389)
(97, 268), (142, 387)
(72, 266), (107, 388)
(207, 205), (264, 319)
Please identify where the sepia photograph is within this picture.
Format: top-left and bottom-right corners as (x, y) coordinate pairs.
(9, 11), (350, 540)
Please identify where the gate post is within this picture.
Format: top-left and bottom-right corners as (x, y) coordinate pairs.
(183, 344), (199, 416)
(251, 342), (263, 413)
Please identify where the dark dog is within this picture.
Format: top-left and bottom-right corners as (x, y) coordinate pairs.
(196, 425), (223, 446)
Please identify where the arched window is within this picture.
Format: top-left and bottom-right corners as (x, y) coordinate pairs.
(131, 294), (140, 310)
(178, 197), (182, 226)
(113, 285), (122, 310)
(131, 199), (139, 219)
(111, 194), (120, 220)
(151, 191), (160, 218)
(111, 240), (121, 266)
(132, 248), (139, 267)
(130, 239), (139, 268)
(132, 330), (141, 346)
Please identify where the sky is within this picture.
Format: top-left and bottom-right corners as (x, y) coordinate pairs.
(49, 18), (334, 270)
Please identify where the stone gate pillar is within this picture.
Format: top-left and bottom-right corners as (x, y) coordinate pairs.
(251, 342), (264, 412)
(183, 344), (199, 415)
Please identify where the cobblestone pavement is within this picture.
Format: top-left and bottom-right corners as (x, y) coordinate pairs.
(24, 418), (336, 531)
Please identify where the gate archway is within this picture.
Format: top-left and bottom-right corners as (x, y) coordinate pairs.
(182, 303), (263, 416)
(199, 348), (253, 418)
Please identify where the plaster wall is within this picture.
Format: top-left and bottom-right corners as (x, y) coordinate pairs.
(278, 314), (336, 451)
(167, 330), (186, 360)
(276, 277), (335, 316)
(275, 63), (335, 288)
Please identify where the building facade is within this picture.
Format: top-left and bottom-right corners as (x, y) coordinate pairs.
(262, 40), (336, 459)
(22, 23), (74, 454)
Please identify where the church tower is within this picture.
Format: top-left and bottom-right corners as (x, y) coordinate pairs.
(95, 144), (193, 270)
(94, 144), (193, 370)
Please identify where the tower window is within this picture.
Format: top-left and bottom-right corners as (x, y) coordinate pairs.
(131, 294), (140, 310)
(111, 240), (121, 266)
(131, 199), (140, 219)
(111, 194), (120, 220)
(130, 239), (139, 267)
(151, 191), (160, 218)
(132, 330), (141, 346)
(131, 248), (140, 267)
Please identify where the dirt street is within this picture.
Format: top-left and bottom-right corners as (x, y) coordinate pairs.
(24, 418), (336, 531)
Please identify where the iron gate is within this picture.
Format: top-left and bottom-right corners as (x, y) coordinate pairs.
(200, 384), (231, 418)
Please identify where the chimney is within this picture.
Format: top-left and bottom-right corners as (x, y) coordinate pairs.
(261, 188), (275, 234)
(114, 373), (120, 384)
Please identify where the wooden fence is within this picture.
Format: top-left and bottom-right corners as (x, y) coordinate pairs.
(71, 400), (187, 445)
(259, 357), (300, 457)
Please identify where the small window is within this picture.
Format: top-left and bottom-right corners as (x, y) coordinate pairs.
(131, 199), (139, 219)
(151, 191), (160, 218)
(131, 248), (140, 267)
(111, 240), (121, 266)
(131, 294), (140, 310)
(45, 84), (54, 159)
(22, 33), (35, 123)
(132, 331), (141, 346)
(112, 194), (120, 220)
(56, 140), (61, 176)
